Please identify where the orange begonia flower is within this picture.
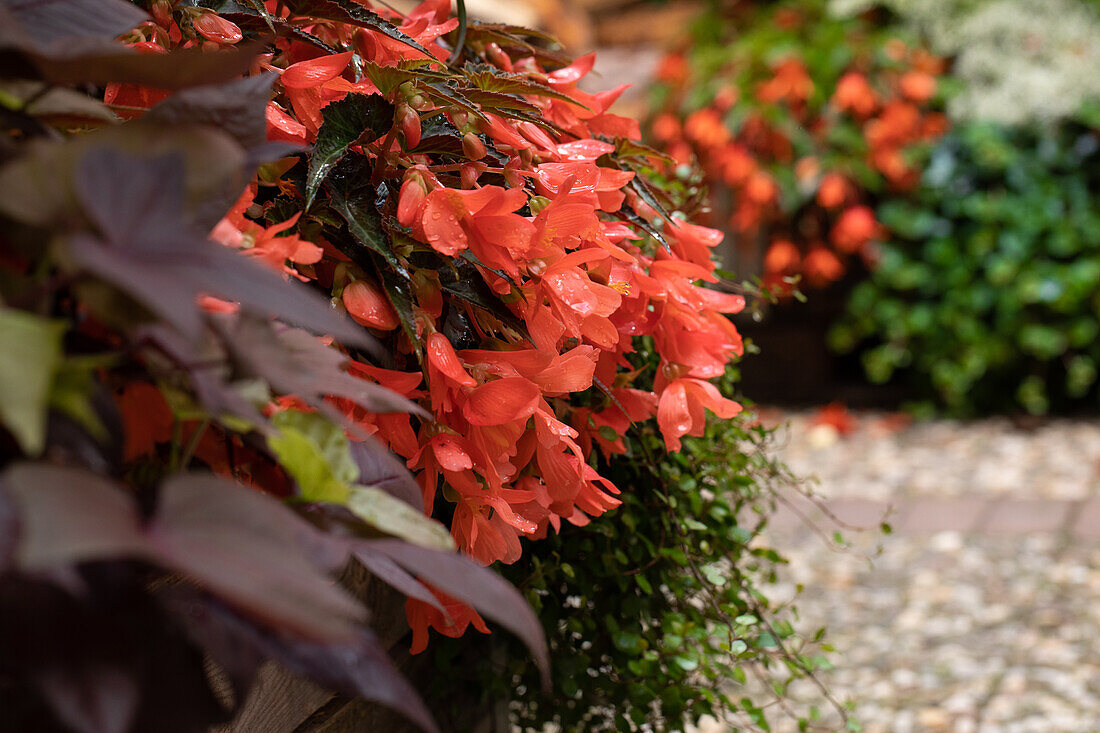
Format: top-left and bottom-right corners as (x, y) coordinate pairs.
(656, 377), (742, 452)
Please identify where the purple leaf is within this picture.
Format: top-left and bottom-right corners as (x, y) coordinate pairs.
(34, 666), (139, 733)
(144, 74), (278, 153)
(351, 549), (445, 614)
(158, 586), (267, 707)
(0, 0), (262, 91)
(70, 147), (370, 347)
(0, 569), (229, 733)
(67, 232), (207, 341)
(148, 473), (365, 643)
(0, 0), (148, 53)
(75, 148), (188, 252)
(44, 384), (125, 475)
(273, 628), (438, 733)
(164, 588), (440, 733)
(360, 540), (550, 685)
(0, 483), (16, 572)
(0, 463), (149, 571)
(348, 438), (423, 510)
(215, 316), (420, 417)
(34, 44), (263, 89)
(137, 323), (269, 430)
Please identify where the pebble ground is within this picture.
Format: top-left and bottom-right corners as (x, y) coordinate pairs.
(710, 411), (1100, 732)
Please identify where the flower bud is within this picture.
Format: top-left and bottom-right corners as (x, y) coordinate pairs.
(192, 12), (243, 45)
(485, 42), (513, 72)
(462, 132), (487, 161)
(503, 156), (525, 188)
(450, 110), (469, 130)
(397, 174), (427, 228)
(412, 270), (444, 319)
(460, 161), (486, 188)
(397, 103), (421, 149)
(343, 280), (399, 330)
(516, 121), (556, 151)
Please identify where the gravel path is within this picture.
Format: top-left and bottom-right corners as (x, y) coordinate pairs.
(717, 410), (1100, 732)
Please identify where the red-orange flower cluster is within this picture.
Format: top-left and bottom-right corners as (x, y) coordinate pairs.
(116, 0), (747, 650)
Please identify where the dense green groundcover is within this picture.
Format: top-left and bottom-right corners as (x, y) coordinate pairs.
(831, 122), (1100, 415)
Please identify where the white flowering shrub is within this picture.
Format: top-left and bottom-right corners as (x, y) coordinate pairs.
(830, 0), (1100, 126)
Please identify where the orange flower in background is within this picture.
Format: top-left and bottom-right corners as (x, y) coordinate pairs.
(743, 171), (778, 205)
(684, 108), (731, 149)
(756, 58), (814, 104)
(811, 402), (858, 435)
(764, 239), (801, 274)
(802, 247), (844, 287)
(649, 6), (948, 297)
(831, 206), (878, 253)
(817, 172), (852, 209)
(899, 71), (936, 103)
(716, 143), (757, 186)
(656, 52), (689, 84)
(833, 72), (878, 116)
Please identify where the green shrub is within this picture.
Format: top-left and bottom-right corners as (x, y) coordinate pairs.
(830, 122), (1100, 414)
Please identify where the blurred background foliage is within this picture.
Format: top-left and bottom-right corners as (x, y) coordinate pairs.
(830, 122), (1100, 415)
(621, 0), (1100, 415)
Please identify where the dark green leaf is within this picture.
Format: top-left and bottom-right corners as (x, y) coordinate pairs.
(463, 66), (581, 107)
(361, 59), (441, 97)
(307, 93), (394, 209)
(325, 159), (409, 277)
(376, 262), (423, 362)
(436, 256), (530, 339)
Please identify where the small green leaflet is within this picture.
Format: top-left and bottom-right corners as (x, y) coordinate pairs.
(0, 309), (65, 455)
(346, 486), (455, 551)
(267, 409), (359, 503)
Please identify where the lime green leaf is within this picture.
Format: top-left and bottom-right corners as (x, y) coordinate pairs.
(346, 485), (455, 551)
(268, 410), (358, 503)
(48, 358), (109, 441)
(0, 309), (65, 455)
